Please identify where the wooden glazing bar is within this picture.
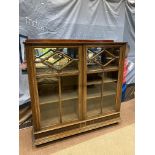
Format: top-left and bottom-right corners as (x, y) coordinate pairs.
(39, 51), (56, 61)
(36, 70), (79, 78)
(58, 77), (62, 123)
(78, 46), (83, 120)
(58, 59), (74, 71)
(36, 48), (55, 58)
(100, 72), (104, 114)
(104, 49), (116, 58)
(103, 58), (116, 67)
(83, 45), (87, 119)
(91, 49), (104, 59)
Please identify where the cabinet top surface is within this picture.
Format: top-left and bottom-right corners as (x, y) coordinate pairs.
(24, 39), (127, 45)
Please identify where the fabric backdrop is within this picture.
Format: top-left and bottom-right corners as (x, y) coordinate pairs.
(19, 0), (135, 105)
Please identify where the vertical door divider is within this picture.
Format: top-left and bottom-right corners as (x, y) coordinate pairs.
(100, 72), (104, 114)
(82, 45), (87, 119)
(58, 76), (62, 123)
(78, 46), (83, 120)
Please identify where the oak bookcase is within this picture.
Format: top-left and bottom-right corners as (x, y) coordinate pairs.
(24, 39), (126, 145)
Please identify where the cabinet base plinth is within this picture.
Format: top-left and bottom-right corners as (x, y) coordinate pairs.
(33, 114), (120, 146)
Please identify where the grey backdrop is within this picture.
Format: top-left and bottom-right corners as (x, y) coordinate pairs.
(19, 0), (135, 105)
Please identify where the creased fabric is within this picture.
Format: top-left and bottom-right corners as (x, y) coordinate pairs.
(123, 0), (135, 83)
(19, 0), (135, 104)
(19, 0), (126, 40)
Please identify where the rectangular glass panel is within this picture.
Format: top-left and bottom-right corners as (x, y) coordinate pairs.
(37, 78), (60, 128)
(102, 94), (116, 113)
(62, 99), (78, 122)
(36, 47), (80, 128)
(61, 76), (79, 122)
(34, 47), (79, 74)
(40, 103), (60, 128)
(102, 71), (118, 113)
(87, 47), (120, 72)
(87, 73), (102, 118)
(87, 97), (101, 118)
(87, 71), (118, 118)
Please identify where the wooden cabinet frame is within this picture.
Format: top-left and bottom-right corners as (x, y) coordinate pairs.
(25, 39), (126, 145)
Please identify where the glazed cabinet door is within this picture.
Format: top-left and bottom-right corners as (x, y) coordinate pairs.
(28, 45), (83, 130)
(84, 44), (125, 119)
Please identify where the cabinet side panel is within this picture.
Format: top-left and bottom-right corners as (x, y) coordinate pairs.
(78, 46), (83, 120)
(26, 45), (41, 130)
(82, 45), (87, 119)
(116, 44), (126, 111)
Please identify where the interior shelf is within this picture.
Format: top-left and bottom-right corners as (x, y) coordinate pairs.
(36, 68), (79, 78)
(36, 66), (118, 78)
(41, 116), (60, 128)
(87, 106), (116, 118)
(39, 84), (116, 105)
(41, 113), (79, 128)
(87, 90), (116, 100)
(87, 77), (117, 85)
(39, 90), (78, 105)
(62, 113), (78, 122)
(87, 66), (118, 74)
(87, 94), (116, 118)
(87, 84), (116, 100)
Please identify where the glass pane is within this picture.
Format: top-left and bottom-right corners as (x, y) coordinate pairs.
(87, 97), (101, 118)
(102, 71), (118, 113)
(34, 47), (79, 74)
(61, 76), (79, 122)
(62, 99), (78, 122)
(102, 94), (116, 113)
(87, 71), (118, 118)
(87, 73), (102, 118)
(37, 78), (60, 128)
(87, 47), (120, 72)
(40, 103), (60, 128)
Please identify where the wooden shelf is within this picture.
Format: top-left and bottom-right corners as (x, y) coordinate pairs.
(36, 69), (79, 78)
(87, 106), (116, 118)
(41, 117), (60, 128)
(41, 113), (78, 128)
(62, 113), (78, 122)
(87, 85), (116, 100)
(36, 65), (118, 79)
(87, 77), (117, 85)
(87, 108), (101, 118)
(104, 77), (117, 83)
(36, 66), (118, 78)
(39, 90), (78, 105)
(87, 66), (118, 74)
(39, 84), (116, 105)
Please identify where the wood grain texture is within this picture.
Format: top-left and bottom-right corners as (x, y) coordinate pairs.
(26, 46), (41, 130)
(116, 45), (126, 111)
(24, 39), (114, 44)
(78, 46), (83, 120)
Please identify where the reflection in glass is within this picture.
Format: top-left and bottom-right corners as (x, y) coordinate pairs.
(37, 78), (60, 128)
(61, 76), (79, 122)
(34, 47), (79, 73)
(87, 71), (118, 118)
(87, 47), (120, 71)
(87, 98), (101, 117)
